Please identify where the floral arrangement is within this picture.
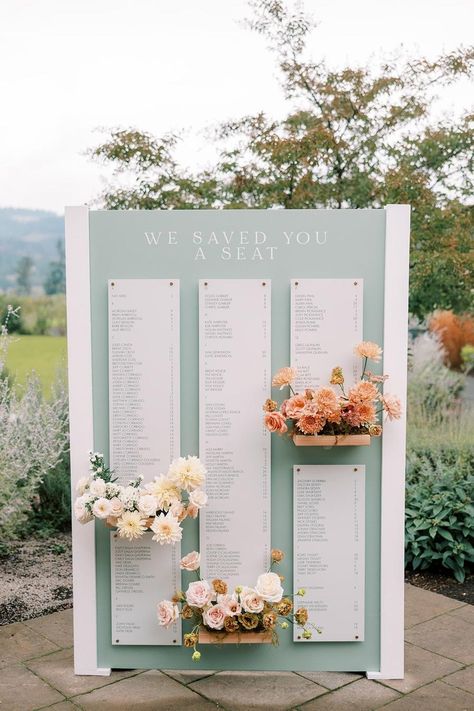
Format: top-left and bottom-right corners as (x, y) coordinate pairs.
(74, 452), (207, 545)
(157, 549), (316, 660)
(263, 341), (401, 438)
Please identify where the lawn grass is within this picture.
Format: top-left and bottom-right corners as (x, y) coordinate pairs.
(5, 335), (67, 395)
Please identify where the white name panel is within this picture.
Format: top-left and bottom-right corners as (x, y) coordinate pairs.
(111, 533), (181, 645)
(199, 279), (271, 588)
(294, 465), (365, 642)
(291, 279), (363, 392)
(108, 279), (180, 483)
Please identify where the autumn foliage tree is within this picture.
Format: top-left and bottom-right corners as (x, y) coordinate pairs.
(91, 0), (474, 318)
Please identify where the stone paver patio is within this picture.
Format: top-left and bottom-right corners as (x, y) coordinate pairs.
(1, 584), (473, 710)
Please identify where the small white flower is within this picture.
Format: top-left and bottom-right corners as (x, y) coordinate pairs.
(138, 494), (158, 517)
(106, 482), (121, 498)
(119, 485), (140, 511)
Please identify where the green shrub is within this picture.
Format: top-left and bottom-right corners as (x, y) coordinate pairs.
(405, 453), (474, 582)
(24, 450), (71, 537)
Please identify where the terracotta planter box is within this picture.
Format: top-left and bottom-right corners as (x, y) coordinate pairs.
(293, 433), (372, 447)
(198, 627), (272, 645)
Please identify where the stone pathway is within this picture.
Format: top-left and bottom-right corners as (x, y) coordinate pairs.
(1, 584), (473, 710)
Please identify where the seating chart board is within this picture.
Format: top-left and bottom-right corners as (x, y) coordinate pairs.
(293, 465), (365, 643)
(199, 279), (271, 587)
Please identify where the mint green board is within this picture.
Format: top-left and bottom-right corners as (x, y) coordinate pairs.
(89, 209), (385, 671)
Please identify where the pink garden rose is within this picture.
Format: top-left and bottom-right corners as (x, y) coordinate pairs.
(180, 551), (201, 571)
(186, 580), (214, 608)
(218, 594), (242, 617)
(203, 603), (226, 630)
(240, 586), (265, 613)
(157, 600), (179, 627)
(264, 411), (288, 434)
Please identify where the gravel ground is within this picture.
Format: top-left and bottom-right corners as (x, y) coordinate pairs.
(0, 532), (72, 626)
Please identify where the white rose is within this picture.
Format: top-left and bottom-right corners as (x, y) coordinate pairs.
(89, 477), (106, 497)
(74, 496), (93, 524)
(239, 586), (264, 613)
(109, 497), (123, 518)
(138, 494), (158, 517)
(75, 476), (90, 495)
(157, 600), (179, 627)
(189, 488), (208, 509)
(255, 572), (283, 603)
(92, 497), (113, 519)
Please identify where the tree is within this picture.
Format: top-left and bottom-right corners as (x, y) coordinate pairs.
(15, 256), (34, 295)
(44, 239), (66, 295)
(90, 0), (474, 318)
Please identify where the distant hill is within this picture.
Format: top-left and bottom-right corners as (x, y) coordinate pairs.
(0, 208), (64, 292)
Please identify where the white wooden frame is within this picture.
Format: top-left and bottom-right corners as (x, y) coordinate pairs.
(66, 205), (409, 678)
(366, 204), (410, 679)
(66, 206), (111, 676)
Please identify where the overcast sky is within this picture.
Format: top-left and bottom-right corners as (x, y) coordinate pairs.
(0, 0), (472, 214)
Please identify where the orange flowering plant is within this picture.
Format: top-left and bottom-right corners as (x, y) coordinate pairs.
(263, 342), (401, 438)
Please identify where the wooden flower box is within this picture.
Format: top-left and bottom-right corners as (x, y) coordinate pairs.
(293, 433), (372, 447)
(198, 627), (272, 645)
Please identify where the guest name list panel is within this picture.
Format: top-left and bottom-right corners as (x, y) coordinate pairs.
(111, 533), (181, 645)
(294, 465), (365, 642)
(199, 279), (271, 588)
(108, 279), (180, 483)
(291, 279), (363, 392)
(108, 279), (181, 645)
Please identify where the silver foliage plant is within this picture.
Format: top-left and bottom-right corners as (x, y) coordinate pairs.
(0, 306), (69, 538)
(407, 325), (465, 415)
